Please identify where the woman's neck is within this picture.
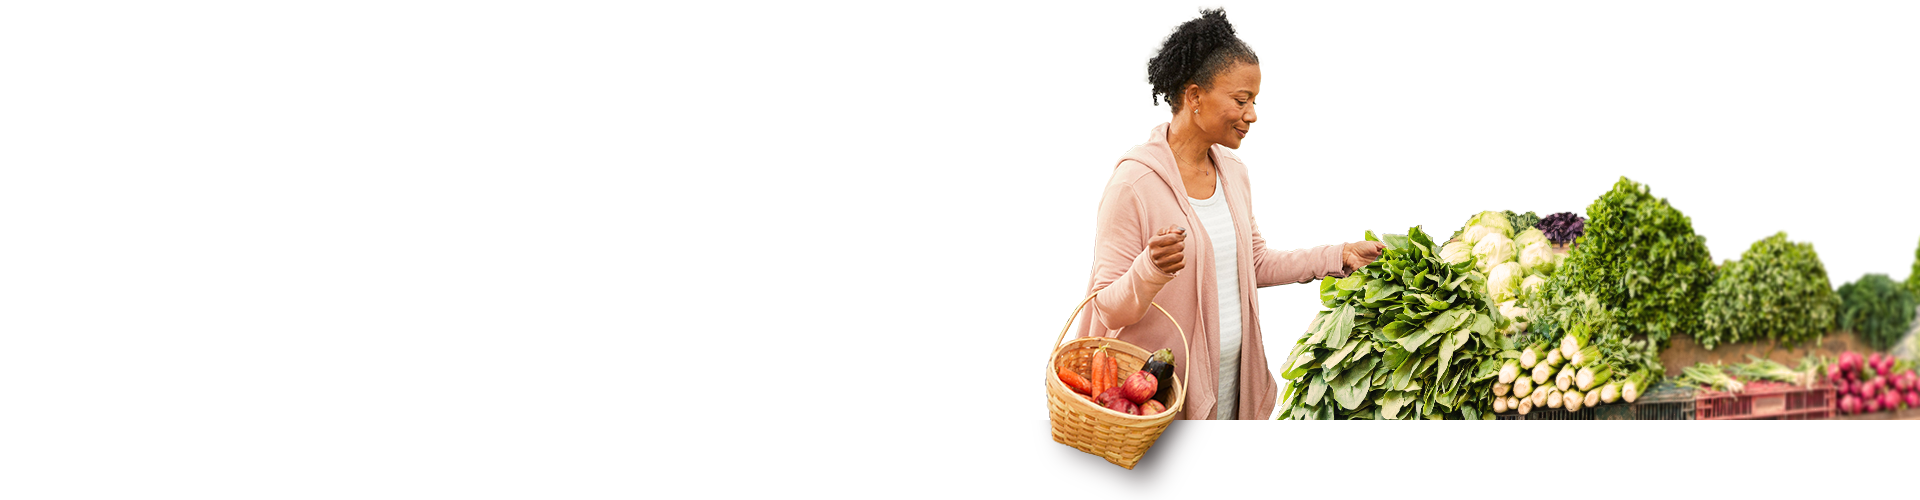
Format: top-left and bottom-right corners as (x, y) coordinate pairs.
(1167, 116), (1214, 177)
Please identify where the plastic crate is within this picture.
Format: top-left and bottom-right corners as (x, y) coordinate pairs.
(1494, 404), (1597, 420)
(1627, 381), (1696, 420)
(1694, 381), (1834, 420)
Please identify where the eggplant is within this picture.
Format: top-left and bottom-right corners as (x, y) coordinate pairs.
(1146, 349), (1176, 404)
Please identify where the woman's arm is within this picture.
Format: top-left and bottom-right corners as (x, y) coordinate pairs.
(1246, 213), (1351, 287)
(1087, 180), (1180, 331)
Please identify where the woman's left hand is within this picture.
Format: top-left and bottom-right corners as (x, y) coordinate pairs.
(1342, 241), (1387, 273)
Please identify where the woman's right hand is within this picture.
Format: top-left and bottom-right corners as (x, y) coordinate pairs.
(1149, 226), (1187, 275)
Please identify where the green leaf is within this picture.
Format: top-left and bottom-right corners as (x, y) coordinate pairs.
(1319, 277), (1340, 307)
(1408, 226), (1436, 252)
(1397, 328), (1437, 353)
(1437, 329), (1470, 380)
(1313, 404), (1336, 420)
(1468, 313), (1494, 336)
(1381, 347), (1409, 372)
(1390, 355), (1419, 391)
(1331, 358), (1376, 410)
(1381, 320), (1415, 340)
(1336, 273), (1368, 292)
(1350, 342), (1374, 365)
(1325, 305), (1355, 349)
(1304, 372), (1328, 406)
(1380, 391), (1415, 419)
(1383, 233), (1410, 251)
(1472, 358), (1501, 382)
(1322, 338), (1361, 370)
(1364, 282), (1405, 304)
(1282, 347), (1319, 380)
(1304, 312), (1332, 346)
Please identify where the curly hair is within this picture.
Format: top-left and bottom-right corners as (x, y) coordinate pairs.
(1147, 8), (1258, 113)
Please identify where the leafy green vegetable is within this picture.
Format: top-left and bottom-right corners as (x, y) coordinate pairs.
(1836, 274), (1917, 351)
(1471, 233), (1515, 273)
(1909, 236), (1920, 298)
(1452, 211), (1513, 244)
(1526, 177), (1714, 348)
(1504, 210), (1540, 234)
(1697, 232), (1837, 349)
(1280, 226), (1504, 420)
(1517, 241), (1555, 276)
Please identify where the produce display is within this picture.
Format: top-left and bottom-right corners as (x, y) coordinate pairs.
(1057, 346), (1177, 417)
(1697, 232), (1837, 350)
(1279, 227), (1505, 420)
(1836, 274), (1918, 351)
(1827, 351), (1917, 415)
(1525, 178), (1714, 349)
(1264, 175), (1920, 421)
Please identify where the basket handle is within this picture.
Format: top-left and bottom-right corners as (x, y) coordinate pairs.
(1049, 293), (1192, 404)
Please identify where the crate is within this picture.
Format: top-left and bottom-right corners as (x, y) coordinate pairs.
(1628, 381), (1696, 420)
(1694, 381), (1834, 420)
(1494, 405), (1597, 420)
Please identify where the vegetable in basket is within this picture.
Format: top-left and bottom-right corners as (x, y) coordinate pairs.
(1144, 349), (1175, 405)
(1059, 369), (1093, 395)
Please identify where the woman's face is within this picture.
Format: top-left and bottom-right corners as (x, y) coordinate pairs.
(1184, 62), (1260, 149)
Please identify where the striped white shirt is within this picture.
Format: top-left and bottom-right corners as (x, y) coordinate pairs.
(1189, 175), (1242, 419)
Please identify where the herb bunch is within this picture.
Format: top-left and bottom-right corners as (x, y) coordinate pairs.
(1698, 232), (1837, 349)
(1530, 177), (1715, 347)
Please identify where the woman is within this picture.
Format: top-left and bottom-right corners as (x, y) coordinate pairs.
(1079, 9), (1385, 420)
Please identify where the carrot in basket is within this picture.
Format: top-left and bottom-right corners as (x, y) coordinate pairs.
(1090, 346), (1116, 397)
(1058, 368), (1093, 395)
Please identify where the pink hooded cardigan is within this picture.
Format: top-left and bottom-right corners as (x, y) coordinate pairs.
(1079, 123), (1352, 420)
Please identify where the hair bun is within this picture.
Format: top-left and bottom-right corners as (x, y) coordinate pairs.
(1147, 8), (1256, 110)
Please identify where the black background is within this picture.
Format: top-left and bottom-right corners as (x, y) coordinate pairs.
(906, 5), (1912, 419)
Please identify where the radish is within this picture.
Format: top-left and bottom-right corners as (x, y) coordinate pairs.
(1906, 391), (1919, 408)
(1884, 391), (1903, 411)
(1867, 398), (1883, 413)
(1863, 380), (1879, 399)
(1841, 395), (1860, 414)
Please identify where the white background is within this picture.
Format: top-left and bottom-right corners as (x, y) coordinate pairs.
(0, 419), (1912, 496)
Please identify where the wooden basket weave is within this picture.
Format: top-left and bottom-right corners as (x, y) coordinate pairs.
(1045, 293), (1189, 469)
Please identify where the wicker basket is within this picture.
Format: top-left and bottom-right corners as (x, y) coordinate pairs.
(1045, 293), (1189, 469)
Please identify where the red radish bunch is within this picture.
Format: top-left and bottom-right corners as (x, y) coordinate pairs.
(1828, 351), (1918, 415)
